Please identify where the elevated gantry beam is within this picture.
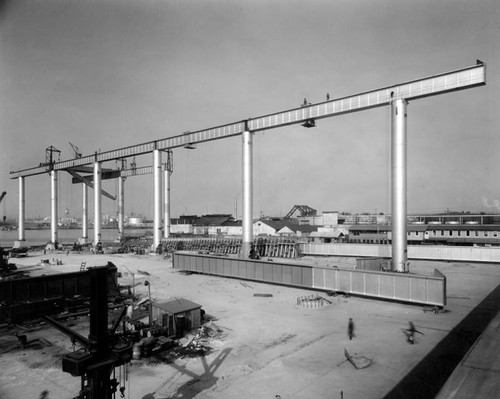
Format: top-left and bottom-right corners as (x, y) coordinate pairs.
(9, 63), (485, 178)
(9, 62), (485, 264)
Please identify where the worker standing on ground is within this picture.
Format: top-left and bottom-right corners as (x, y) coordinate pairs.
(404, 321), (424, 344)
(348, 318), (355, 340)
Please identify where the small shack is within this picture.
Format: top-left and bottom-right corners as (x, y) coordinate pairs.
(152, 298), (203, 338)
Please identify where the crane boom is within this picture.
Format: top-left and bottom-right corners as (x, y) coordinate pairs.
(68, 142), (82, 158)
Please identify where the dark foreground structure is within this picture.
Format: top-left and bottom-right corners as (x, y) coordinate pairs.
(0, 262), (119, 324)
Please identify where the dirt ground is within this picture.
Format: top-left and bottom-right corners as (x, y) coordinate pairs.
(1, 251), (500, 399)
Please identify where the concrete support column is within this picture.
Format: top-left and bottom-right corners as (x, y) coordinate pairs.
(93, 161), (102, 246)
(391, 99), (408, 272)
(18, 176), (25, 242)
(153, 149), (163, 250)
(81, 183), (88, 241)
(118, 176), (125, 240)
(50, 170), (58, 245)
(164, 164), (171, 240)
(241, 129), (253, 258)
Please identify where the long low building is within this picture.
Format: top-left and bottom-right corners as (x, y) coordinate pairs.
(347, 224), (500, 246)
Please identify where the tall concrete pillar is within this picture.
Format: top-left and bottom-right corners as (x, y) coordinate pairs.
(118, 176), (125, 240)
(18, 176), (25, 242)
(93, 161), (102, 246)
(82, 183), (88, 242)
(241, 129), (253, 258)
(391, 99), (408, 272)
(164, 161), (171, 239)
(50, 170), (59, 245)
(153, 149), (163, 250)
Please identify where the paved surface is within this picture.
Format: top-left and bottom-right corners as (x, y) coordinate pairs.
(436, 300), (500, 399)
(0, 253), (499, 399)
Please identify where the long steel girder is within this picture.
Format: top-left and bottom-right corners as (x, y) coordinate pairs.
(9, 63), (485, 179)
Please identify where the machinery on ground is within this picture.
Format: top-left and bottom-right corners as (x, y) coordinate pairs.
(43, 266), (132, 399)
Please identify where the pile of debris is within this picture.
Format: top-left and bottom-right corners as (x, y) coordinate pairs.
(132, 322), (227, 366)
(176, 323), (227, 358)
(296, 294), (333, 308)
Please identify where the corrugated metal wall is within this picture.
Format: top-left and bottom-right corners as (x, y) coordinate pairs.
(300, 243), (500, 263)
(173, 252), (446, 307)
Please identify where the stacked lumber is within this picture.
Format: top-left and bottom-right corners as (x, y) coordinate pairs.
(162, 237), (300, 258)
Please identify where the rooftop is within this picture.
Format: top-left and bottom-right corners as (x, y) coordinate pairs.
(153, 298), (202, 314)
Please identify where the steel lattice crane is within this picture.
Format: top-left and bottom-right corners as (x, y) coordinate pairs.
(285, 205), (317, 219)
(45, 146), (61, 166)
(69, 142), (83, 158)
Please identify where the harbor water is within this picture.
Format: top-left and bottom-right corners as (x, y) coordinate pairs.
(0, 228), (151, 247)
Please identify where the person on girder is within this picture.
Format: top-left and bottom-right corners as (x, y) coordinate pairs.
(249, 245), (260, 260)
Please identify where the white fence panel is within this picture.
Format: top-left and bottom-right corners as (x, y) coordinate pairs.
(300, 243), (500, 263)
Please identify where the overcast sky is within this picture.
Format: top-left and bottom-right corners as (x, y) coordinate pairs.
(0, 0), (498, 220)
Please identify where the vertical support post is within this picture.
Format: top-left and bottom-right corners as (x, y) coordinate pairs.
(164, 150), (172, 240)
(93, 161), (102, 246)
(391, 98), (408, 272)
(88, 266), (109, 354)
(241, 128), (253, 258)
(153, 149), (162, 251)
(145, 280), (152, 325)
(18, 176), (25, 242)
(81, 183), (88, 242)
(118, 175), (125, 240)
(50, 170), (58, 245)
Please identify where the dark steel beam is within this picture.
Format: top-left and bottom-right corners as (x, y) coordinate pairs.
(66, 169), (116, 200)
(43, 315), (89, 347)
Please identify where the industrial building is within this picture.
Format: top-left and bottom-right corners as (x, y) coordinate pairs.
(347, 224), (500, 246)
(152, 298), (203, 338)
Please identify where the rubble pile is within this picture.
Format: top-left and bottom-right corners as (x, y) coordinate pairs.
(296, 294), (332, 308)
(133, 322), (228, 367)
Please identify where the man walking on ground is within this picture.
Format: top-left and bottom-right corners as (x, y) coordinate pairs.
(348, 318), (355, 340)
(404, 321), (424, 344)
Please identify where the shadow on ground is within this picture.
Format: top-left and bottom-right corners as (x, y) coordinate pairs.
(142, 348), (232, 399)
(384, 284), (500, 399)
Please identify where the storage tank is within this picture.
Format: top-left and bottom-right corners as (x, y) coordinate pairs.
(128, 217), (144, 226)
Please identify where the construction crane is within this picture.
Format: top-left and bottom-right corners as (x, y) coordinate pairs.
(69, 142), (83, 158)
(285, 205), (317, 219)
(45, 146), (61, 167)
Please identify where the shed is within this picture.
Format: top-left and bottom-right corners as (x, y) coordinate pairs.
(152, 298), (203, 338)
